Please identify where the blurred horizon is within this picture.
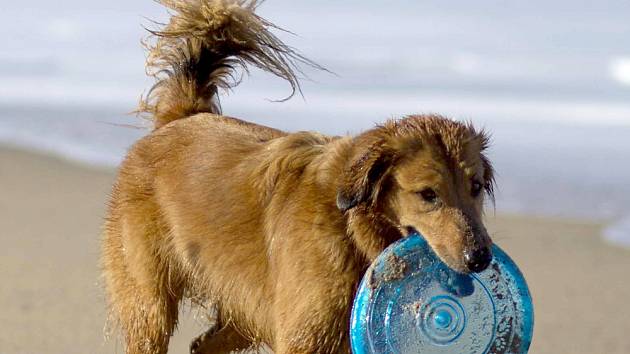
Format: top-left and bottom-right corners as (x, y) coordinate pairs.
(1, 0), (629, 246)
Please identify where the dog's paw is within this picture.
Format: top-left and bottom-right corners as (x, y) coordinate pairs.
(189, 338), (201, 354)
(190, 331), (209, 354)
(190, 326), (219, 354)
(189, 333), (210, 354)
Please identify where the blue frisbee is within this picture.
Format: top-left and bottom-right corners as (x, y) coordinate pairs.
(350, 234), (534, 354)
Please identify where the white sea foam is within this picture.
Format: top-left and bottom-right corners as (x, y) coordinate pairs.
(610, 58), (630, 86)
(0, 126), (125, 167)
(0, 104), (147, 167)
(604, 217), (630, 249)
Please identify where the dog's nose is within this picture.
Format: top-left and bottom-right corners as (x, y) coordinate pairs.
(464, 247), (492, 273)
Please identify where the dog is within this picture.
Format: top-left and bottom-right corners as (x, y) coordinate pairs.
(101, 0), (496, 353)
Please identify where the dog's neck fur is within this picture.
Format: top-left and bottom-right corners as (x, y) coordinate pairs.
(345, 205), (403, 263)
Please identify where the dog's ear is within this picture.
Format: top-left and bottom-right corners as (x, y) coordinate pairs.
(481, 153), (495, 203)
(476, 129), (495, 204)
(337, 143), (395, 212)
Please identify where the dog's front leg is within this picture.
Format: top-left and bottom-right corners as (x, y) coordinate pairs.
(272, 323), (352, 354)
(271, 276), (354, 354)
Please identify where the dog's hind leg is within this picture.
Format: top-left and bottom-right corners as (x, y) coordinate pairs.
(102, 197), (184, 354)
(190, 313), (252, 354)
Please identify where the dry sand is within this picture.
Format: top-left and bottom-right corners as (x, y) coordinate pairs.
(1, 146), (629, 353)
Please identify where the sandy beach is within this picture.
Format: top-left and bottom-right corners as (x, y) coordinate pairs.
(2, 146), (629, 354)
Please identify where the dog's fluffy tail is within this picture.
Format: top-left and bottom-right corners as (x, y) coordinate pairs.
(139, 0), (319, 129)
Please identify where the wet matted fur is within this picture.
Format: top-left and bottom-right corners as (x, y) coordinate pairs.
(101, 1), (496, 353)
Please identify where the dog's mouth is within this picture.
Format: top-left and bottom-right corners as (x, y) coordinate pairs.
(437, 252), (470, 274)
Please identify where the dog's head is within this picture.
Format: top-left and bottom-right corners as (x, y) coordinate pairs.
(338, 115), (495, 273)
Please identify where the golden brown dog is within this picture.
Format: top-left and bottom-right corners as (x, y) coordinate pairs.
(101, 1), (496, 353)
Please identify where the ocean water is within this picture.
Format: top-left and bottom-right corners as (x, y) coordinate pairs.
(1, 0), (629, 246)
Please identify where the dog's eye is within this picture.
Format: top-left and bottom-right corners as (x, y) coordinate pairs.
(471, 181), (483, 197)
(418, 188), (438, 203)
